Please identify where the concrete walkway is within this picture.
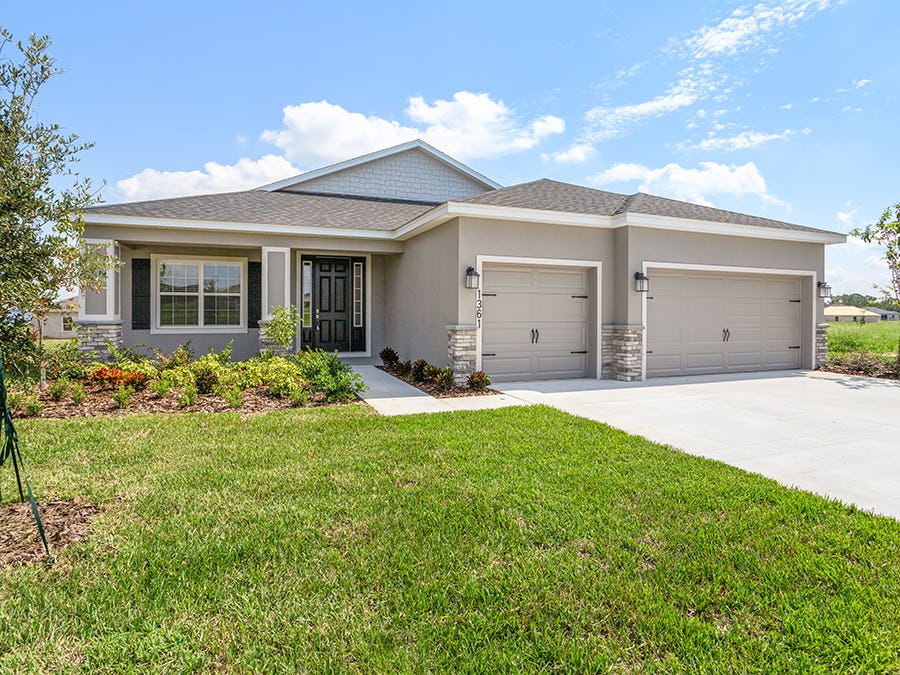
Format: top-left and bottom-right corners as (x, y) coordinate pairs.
(352, 366), (526, 416)
(497, 370), (900, 520)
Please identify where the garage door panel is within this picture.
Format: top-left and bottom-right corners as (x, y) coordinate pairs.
(482, 263), (591, 381)
(647, 271), (802, 377)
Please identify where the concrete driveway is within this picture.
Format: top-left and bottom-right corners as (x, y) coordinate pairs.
(497, 371), (900, 520)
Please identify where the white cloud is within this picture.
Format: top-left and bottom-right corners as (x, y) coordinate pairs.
(779, 103), (794, 109)
(683, 0), (838, 59)
(260, 93), (564, 166)
(853, 78), (872, 88)
(841, 106), (863, 113)
(116, 155), (299, 202)
(588, 160), (781, 207)
(696, 127), (810, 151)
(836, 204), (860, 229)
(542, 143), (596, 164)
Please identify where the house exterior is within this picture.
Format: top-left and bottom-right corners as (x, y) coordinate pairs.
(824, 306), (882, 323)
(34, 296), (79, 339)
(77, 140), (846, 383)
(865, 307), (900, 321)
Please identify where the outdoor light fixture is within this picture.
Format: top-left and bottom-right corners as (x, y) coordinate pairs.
(634, 271), (650, 293)
(817, 280), (832, 299)
(465, 266), (480, 290)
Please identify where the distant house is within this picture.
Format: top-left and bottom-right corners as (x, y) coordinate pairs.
(824, 305), (882, 323)
(34, 296), (80, 339)
(865, 307), (900, 321)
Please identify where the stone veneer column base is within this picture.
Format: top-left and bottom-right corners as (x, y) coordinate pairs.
(815, 323), (829, 369)
(447, 324), (477, 386)
(257, 320), (294, 357)
(75, 321), (122, 361)
(609, 326), (644, 381)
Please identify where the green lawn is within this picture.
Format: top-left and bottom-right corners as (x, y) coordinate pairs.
(828, 320), (900, 359)
(2, 405), (898, 672)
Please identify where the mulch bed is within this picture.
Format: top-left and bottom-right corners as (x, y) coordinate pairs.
(12, 385), (335, 419)
(375, 366), (497, 398)
(0, 498), (99, 566)
(819, 357), (900, 380)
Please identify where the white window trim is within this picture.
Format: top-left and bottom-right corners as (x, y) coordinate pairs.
(474, 255), (603, 379)
(79, 239), (120, 322)
(150, 253), (248, 334)
(261, 246), (291, 321)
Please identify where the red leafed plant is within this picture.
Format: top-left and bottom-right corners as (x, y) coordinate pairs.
(87, 365), (149, 390)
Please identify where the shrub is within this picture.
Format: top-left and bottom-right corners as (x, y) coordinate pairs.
(112, 384), (134, 409)
(70, 382), (85, 405)
(422, 364), (440, 382)
(155, 343), (193, 371)
(178, 385), (197, 409)
(219, 385), (244, 409)
(49, 378), (70, 401)
(289, 387), (309, 408)
(379, 347), (400, 369)
(5, 390), (25, 414)
(411, 359), (430, 383)
(293, 349), (365, 402)
(395, 360), (412, 376)
(87, 364), (150, 390)
(263, 305), (301, 350)
(45, 340), (86, 381)
(22, 395), (44, 417)
(467, 370), (491, 391)
(149, 379), (171, 399)
(192, 362), (219, 395)
(435, 367), (454, 392)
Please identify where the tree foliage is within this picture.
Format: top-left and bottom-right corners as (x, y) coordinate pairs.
(852, 202), (900, 361)
(0, 27), (108, 328)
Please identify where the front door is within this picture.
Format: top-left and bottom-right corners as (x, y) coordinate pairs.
(313, 257), (350, 352)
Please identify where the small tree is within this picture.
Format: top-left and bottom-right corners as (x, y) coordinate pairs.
(262, 305), (301, 352)
(0, 27), (109, 377)
(852, 202), (900, 362)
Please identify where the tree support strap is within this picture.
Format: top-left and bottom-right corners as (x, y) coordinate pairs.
(0, 349), (52, 564)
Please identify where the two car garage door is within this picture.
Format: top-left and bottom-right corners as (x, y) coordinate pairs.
(646, 271), (803, 377)
(479, 262), (804, 382)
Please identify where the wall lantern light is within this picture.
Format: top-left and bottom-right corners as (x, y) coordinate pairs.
(634, 271), (650, 293)
(465, 266), (480, 290)
(817, 280), (832, 299)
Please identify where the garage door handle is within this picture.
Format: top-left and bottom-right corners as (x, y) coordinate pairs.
(482, 353), (496, 357)
(570, 350), (587, 354)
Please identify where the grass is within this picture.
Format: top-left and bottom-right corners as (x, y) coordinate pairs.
(828, 320), (900, 360)
(1, 405), (898, 672)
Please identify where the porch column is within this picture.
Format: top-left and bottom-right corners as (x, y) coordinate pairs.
(76, 240), (121, 361)
(258, 247), (292, 353)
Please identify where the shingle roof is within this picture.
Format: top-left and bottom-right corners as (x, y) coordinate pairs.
(85, 190), (437, 231)
(458, 178), (835, 235)
(86, 177), (840, 237)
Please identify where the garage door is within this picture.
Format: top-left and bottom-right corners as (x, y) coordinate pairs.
(481, 264), (590, 381)
(646, 271), (802, 377)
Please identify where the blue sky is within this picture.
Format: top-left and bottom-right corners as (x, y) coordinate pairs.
(5, 0), (897, 295)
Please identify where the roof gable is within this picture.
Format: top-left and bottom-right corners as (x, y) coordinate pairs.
(261, 139), (500, 202)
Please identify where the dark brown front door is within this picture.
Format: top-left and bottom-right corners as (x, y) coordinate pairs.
(313, 258), (350, 352)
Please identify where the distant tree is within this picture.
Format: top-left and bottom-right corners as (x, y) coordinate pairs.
(0, 27), (109, 379)
(852, 202), (900, 362)
(828, 293), (877, 308)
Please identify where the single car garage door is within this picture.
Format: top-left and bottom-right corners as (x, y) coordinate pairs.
(481, 263), (590, 381)
(646, 270), (802, 377)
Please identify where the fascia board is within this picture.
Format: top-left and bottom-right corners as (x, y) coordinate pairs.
(83, 213), (394, 239)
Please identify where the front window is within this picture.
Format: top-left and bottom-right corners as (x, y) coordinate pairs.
(157, 258), (243, 329)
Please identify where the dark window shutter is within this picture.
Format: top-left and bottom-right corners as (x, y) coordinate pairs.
(131, 259), (151, 330)
(248, 261), (262, 328)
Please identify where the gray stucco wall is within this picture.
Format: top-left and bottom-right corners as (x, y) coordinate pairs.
(383, 221), (460, 366)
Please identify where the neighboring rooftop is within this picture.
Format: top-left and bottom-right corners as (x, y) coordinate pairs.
(824, 306), (882, 317)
